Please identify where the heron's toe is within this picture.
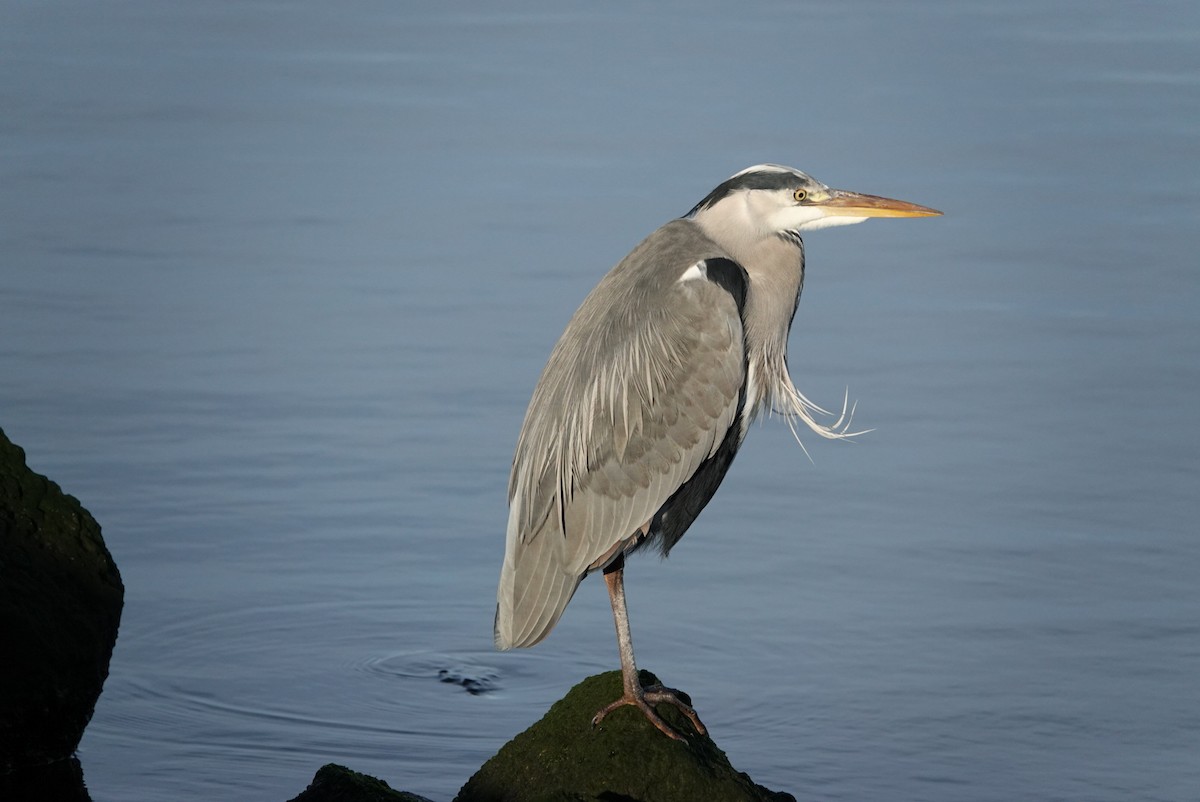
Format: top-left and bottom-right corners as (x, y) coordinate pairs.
(591, 684), (705, 741)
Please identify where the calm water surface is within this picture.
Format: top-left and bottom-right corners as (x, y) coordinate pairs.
(3, 2), (1199, 800)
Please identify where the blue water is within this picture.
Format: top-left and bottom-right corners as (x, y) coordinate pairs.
(3, 2), (1198, 800)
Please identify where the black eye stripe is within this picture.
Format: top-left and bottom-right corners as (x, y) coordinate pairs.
(686, 170), (809, 216)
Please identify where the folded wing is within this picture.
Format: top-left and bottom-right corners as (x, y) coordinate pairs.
(496, 221), (748, 649)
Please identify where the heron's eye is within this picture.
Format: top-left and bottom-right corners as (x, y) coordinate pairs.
(793, 188), (808, 202)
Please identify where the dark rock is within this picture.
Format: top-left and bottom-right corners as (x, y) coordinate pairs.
(0, 427), (124, 772)
(455, 670), (796, 802)
(288, 763), (437, 802)
(0, 755), (91, 802)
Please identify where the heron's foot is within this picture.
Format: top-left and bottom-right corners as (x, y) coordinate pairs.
(591, 683), (707, 741)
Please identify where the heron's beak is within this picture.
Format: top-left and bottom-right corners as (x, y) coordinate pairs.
(818, 189), (942, 218)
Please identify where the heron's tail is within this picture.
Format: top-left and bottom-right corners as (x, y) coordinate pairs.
(495, 504), (583, 650)
(494, 559), (582, 650)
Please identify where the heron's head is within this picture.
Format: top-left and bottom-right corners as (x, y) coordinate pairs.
(687, 164), (941, 243)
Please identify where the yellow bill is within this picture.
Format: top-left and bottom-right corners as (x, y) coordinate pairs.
(818, 189), (943, 218)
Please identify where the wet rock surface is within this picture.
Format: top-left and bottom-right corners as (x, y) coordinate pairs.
(0, 427), (124, 774)
(288, 763), (437, 802)
(454, 670), (795, 802)
(284, 670), (794, 802)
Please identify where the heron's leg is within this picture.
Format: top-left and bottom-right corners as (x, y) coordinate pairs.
(591, 556), (707, 741)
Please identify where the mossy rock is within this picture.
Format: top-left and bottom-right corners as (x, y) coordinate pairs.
(288, 763), (436, 802)
(455, 670), (795, 802)
(0, 427), (124, 771)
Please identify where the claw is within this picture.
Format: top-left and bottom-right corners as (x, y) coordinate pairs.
(592, 683), (706, 741)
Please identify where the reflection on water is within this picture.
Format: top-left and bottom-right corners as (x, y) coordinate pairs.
(3, 1), (1199, 800)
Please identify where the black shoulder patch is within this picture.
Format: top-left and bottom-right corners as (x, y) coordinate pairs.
(700, 257), (748, 312)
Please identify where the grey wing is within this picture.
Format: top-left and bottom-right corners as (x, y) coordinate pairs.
(495, 248), (747, 649)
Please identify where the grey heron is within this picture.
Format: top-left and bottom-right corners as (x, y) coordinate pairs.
(495, 164), (941, 740)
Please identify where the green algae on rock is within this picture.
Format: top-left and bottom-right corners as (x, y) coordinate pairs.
(289, 763), (437, 802)
(0, 427), (124, 773)
(455, 670), (795, 802)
